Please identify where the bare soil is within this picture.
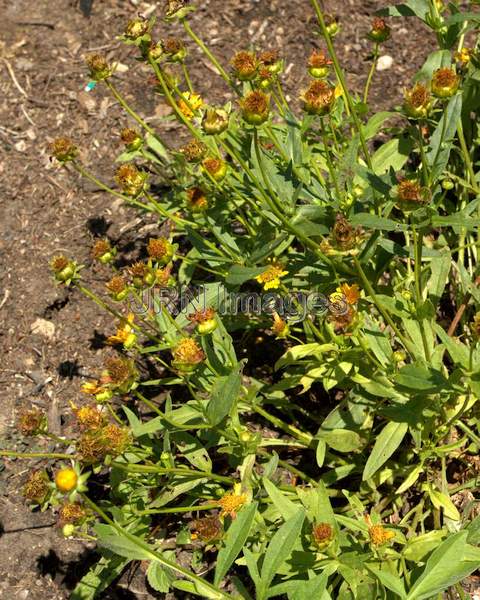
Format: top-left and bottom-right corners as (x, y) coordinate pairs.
(0, 0), (449, 597)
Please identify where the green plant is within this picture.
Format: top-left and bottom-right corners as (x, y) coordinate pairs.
(4, 0), (480, 598)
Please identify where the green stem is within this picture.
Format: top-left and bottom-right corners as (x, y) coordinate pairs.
(0, 450), (71, 460)
(363, 43), (379, 105)
(456, 421), (480, 446)
(457, 119), (480, 194)
(111, 460), (233, 484)
(135, 503), (219, 516)
(105, 80), (158, 140)
(81, 494), (230, 599)
(319, 118), (341, 200)
(252, 405), (313, 446)
(412, 226), (431, 361)
(182, 62), (194, 93)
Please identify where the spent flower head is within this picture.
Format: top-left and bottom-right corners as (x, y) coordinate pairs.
(147, 237), (174, 264)
(186, 186), (209, 211)
(241, 90), (270, 126)
(368, 17), (391, 43)
(312, 522), (334, 548)
(231, 51), (258, 81)
(115, 164), (148, 197)
(23, 470), (51, 505)
(172, 337), (205, 372)
(92, 239), (117, 264)
(188, 307), (217, 334)
(301, 80), (335, 116)
(161, 37), (187, 62)
(120, 127), (143, 151)
(202, 157), (228, 182)
(181, 139), (208, 163)
(49, 137), (78, 163)
(85, 53), (113, 81)
(431, 67), (460, 98)
(17, 407), (47, 437)
(106, 275), (129, 302)
(403, 83), (432, 119)
(307, 49), (332, 78)
(202, 107), (230, 134)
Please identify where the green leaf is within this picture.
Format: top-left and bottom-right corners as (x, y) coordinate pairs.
(372, 137), (413, 175)
(145, 132), (169, 161)
(403, 530), (447, 562)
(263, 477), (298, 520)
(207, 368), (242, 426)
(428, 487), (461, 521)
(287, 571), (330, 600)
(146, 560), (174, 593)
(257, 509), (305, 600)
(363, 421), (408, 480)
(95, 527), (152, 561)
(214, 502), (258, 586)
(318, 428), (363, 453)
(378, 0), (429, 19)
(316, 438), (326, 468)
(426, 93), (462, 182)
(405, 532), (480, 600)
(350, 213), (407, 232)
(395, 363), (447, 391)
(427, 250), (451, 303)
(414, 49), (452, 81)
(366, 565), (407, 598)
(70, 555), (130, 600)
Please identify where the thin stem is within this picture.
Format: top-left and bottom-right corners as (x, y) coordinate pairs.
(252, 405), (313, 446)
(135, 503), (219, 516)
(412, 226), (431, 361)
(0, 450), (72, 460)
(182, 62), (194, 93)
(363, 43), (379, 105)
(457, 119), (480, 194)
(110, 460), (233, 484)
(105, 80), (158, 141)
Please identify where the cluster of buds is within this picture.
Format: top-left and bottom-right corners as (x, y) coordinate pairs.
(161, 37), (187, 62)
(171, 337), (205, 373)
(49, 137), (78, 163)
(92, 239), (117, 265)
(188, 307), (217, 335)
(202, 107), (230, 135)
(240, 90), (270, 126)
(85, 53), (113, 81)
(301, 80), (336, 116)
(50, 255), (82, 286)
(368, 17), (391, 43)
(255, 259), (288, 291)
(120, 127), (143, 151)
(202, 157), (228, 182)
(115, 164), (148, 197)
(17, 407), (47, 436)
(307, 49), (332, 79)
(395, 178), (431, 210)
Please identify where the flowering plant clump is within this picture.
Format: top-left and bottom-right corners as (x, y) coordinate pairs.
(5, 1), (480, 598)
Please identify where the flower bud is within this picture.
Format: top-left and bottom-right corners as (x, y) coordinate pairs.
(202, 107), (229, 135)
(85, 53), (112, 81)
(147, 237), (174, 265)
(241, 90), (270, 125)
(115, 164), (148, 197)
(172, 338), (205, 372)
(324, 14), (340, 37)
(307, 49), (332, 78)
(431, 67), (460, 98)
(301, 80), (335, 116)
(129, 261), (155, 288)
(62, 524), (76, 537)
(50, 255), (80, 285)
(231, 51), (258, 81)
(92, 239), (117, 264)
(161, 37), (187, 62)
(258, 50), (283, 75)
(312, 522), (334, 549)
(403, 83), (432, 119)
(120, 127), (143, 151)
(393, 350), (406, 362)
(55, 467), (78, 493)
(188, 308), (217, 335)
(441, 178), (454, 190)
(368, 17), (391, 43)
(49, 137), (78, 163)
(202, 157), (228, 182)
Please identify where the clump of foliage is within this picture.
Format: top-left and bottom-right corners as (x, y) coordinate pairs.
(5, 0), (480, 598)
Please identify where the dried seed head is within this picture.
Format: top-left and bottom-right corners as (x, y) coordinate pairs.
(191, 516), (223, 542)
(161, 37), (187, 62)
(231, 51), (258, 81)
(368, 17), (391, 43)
(147, 237), (174, 263)
(104, 357), (135, 386)
(23, 470), (50, 504)
(172, 338), (205, 372)
(120, 127), (142, 150)
(333, 214), (357, 250)
(92, 239), (116, 264)
(186, 186), (209, 211)
(49, 137), (78, 163)
(403, 83), (432, 119)
(50, 255), (78, 284)
(106, 275), (128, 301)
(188, 307), (217, 334)
(115, 164), (147, 197)
(17, 407), (46, 436)
(181, 139), (208, 162)
(85, 53), (112, 81)
(301, 80), (335, 116)
(396, 179), (430, 209)
(202, 157), (227, 181)
(58, 502), (87, 525)
(73, 403), (106, 431)
(241, 90), (270, 125)
(431, 67), (460, 98)
(307, 49), (332, 78)
(77, 430), (107, 464)
(202, 107), (229, 135)
(124, 17), (149, 40)
(312, 522), (334, 547)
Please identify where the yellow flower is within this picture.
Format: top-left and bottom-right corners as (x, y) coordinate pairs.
(218, 492), (247, 518)
(81, 380), (104, 395)
(55, 468), (78, 493)
(107, 313), (136, 348)
(455, 47), (473, 66)
(178, 92), (204, 119)
(336, 283), (360, 305)
(255, 261), (288, 290)
(369, 524), (395, 546)
(271, 311), (290, 338)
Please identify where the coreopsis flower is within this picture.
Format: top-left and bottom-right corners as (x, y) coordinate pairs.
(129, 261), (156, 288)
(172, 338), (205, 372)
(255, 260), (288, 290)
(202, 157), (228, 182)
(202, 107), (229, 134)
(92, 239), (117, 264)
(124, 17), (149, 41)
(241, 90), (270, 125)
(55, 467), (78, 493)
(218, 492), (247, 519)
(161, 37), (187, 62)
(107, 313), (137, 349)
(190, 516), (223, 543)
(231, 50), (258, 81)
(301, 80), (335, 116)
(49, 137), (78, 163)
(186, 186), (209, 211)
(120, 127), (143, 151)
(178, 92), (204, 120)
(180, 139), (208, 163)
(17, 407), (46, 436)
(106, 275), (129, 302)
(337, 283), (360, 305)
(71, 402), (106, 431)
(312, 522), (334, 549)
(50, 255), (80, 285)
(188, 307), (217, 335)
(307, 49), (332, 78)
(431, 67), (460, 98)
(396, 178), (430, 209)
(81, 380), (105, 395)
(23, 471), (51, 505)
(271, 312), (290, 339)
(258, 49), (282, 74)
(369, 524), (395, 546)
(368, 17), (390, 43)
(115, 164), (148, 197)
(403, 83), (432, 119)
(85, 53), (112, 81)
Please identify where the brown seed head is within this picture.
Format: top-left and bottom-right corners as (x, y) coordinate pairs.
(181, 139), (207, 162)
(104, 357), (133, 385)
(92, 239), (112, 260)
(333, 214), (356, 250)
(312, 522), (334, 546)
(172, 338), (205, 366)
(258, 50), (279, 66)
(73, 404), (106, 431)
(49, 137), (78, 162)
(162, 37), (185, 55)
(101, 423), (131, 456)
(85, 53), (111, 79)
(147, 237), (172, 261)
(231, 51), (257, 79)
(186, 187), (208, 210)
(302, 80), (335, 115)
(17, 407), (45, 436)
(129, 261), (148, 278)
(115, 164), (146, 196)
(188, 307), (216, 324)
(106, 275), (127, 295)
(202, 157), (223, 176)
(23, 471), (50, 504)
(308, 49), (332, 69)
(191, 516), (223, 542)
(58, 502), (87, 525)
(120, 128), (140, 145)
